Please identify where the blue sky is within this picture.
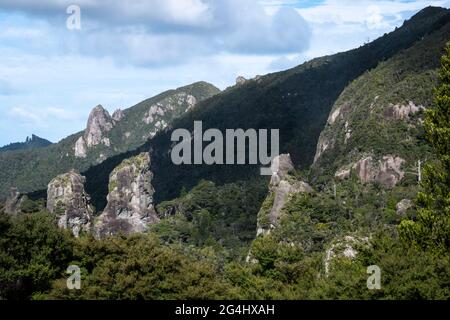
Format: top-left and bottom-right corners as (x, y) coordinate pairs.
(0, 0), (449, 146)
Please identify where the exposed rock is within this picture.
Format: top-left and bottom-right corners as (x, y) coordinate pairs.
(112, 108), (125, 121)
(94, 153), (159, 238)
(143, 92), (197, 125)
(314, 139), (330, 163)
(47, 170), (93, 237)
(376, 156), (405, 188)
(328, 106), (342, 125)
(353, 156), (375, 183)
(257, 154), (312, 236)
(346, 155), (405, 187)
(4, 187), (24, 215)
(74, 136), (87, 158)
(396, 199), (413, 215)
(324, 236), (369, 275)
(254, 75), (263, 83)
(384, 101), (425, 120)
(335, 167), (351, 180)
(235, 76), (247, 86)
(344, 121), (352, 143)
(84, 105), (115, 148)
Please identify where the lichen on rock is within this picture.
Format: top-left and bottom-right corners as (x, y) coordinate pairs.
(4, 187), (24, 215)
(94, 152), (159, 238)
(47, 170), (93, 237)
(84, 105), (115, 148)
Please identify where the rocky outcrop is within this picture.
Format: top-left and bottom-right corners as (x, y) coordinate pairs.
(74, 105), (116, 158)
(235, 76), (247, 86)
(112, 108), (125, 121)
(384, 101), (425, 120)
(47, 170), (93, 237)
(328, 106), (342, 125)
(314, 139), (330, 163)
(324, 235), (369, 275)
(335, 155), (405, 188)
(334, 167), (351, 180)
(74, 136), (87, 158)
(257, 154), (312, 236)
(143, 92), (197, 125)
(396, 199), (413, 215)
(84, 105), (115, 148)
(376, 156), (405, 187)
(353, 156), (375, 183)
(94, 153), (159, 238)
(4, 187), (24, 215)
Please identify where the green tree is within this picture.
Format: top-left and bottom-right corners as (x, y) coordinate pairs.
(399, 43), (450, 251)
(0, 212), (74, 300)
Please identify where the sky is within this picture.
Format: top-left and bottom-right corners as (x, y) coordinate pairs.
(0, 0), (449, 146)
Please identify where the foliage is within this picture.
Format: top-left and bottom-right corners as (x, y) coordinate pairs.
(153, 179), (267, 259)
(0, 212), (74, 300)
(399, 42), (450, 251)
(0, 134), (52, 152)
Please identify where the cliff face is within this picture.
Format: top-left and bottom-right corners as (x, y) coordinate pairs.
(72, 83), (220, 161)
(311, 20), (450, 185)
(94, 153), (159, 238)
(4, 187), (24, 215)
(256, 154), (312, 236)
(47, 170), (93, 237)
(75, 105), (115, 158)
(84, 105), (115, 148)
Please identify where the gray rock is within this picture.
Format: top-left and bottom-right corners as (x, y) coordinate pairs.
(112, 108), (125, 121)
(384, 101), (425, 120)
(84, 105), (115, 148)
(235, 76), (247, 86)
(94, 152), (159, 238)
(349, 155), (405, 188)
(143, 92), (197, 125)
(74, 136), (87, 158)
(396, 199), (413, 215)
(4, 187), (24, 215)
(47, 170), (93, 237)
(257, 154), (312, 236)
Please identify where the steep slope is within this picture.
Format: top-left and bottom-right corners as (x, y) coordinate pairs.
(311, 15), (450, 186)
(247, 10), (450, 268)
(0, 134), (52, 152)
(0, 82), (220, 199)
(146, 6), (450, 203)
(75, 7), (450, 216)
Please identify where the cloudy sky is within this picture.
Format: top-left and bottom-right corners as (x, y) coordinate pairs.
(0, 0), (449, 146)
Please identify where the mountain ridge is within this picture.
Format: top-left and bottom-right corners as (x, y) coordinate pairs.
(0, 134), (52, 152)
(0, 81), (220, 200)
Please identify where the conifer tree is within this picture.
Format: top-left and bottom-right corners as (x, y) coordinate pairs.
(400, 42), (450, 251)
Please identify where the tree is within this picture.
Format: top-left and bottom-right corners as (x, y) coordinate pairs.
(399, 42), (450, 251)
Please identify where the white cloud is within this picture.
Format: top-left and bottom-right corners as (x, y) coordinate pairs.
(0, 0), (312, 66)
(297, 0), (450, 59)
(0, 0), (449, 145)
